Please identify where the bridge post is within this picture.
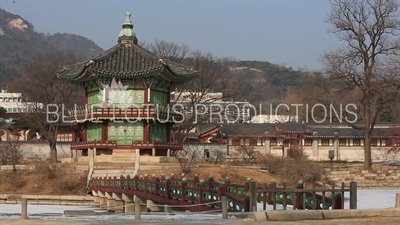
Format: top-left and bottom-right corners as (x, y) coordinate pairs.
(349, 181), (357, 209)
(244, 179), (251, 212)
(91, 190), (100, 207)
(221, 196), (228, 219)
(249, 181), (257, 212)
(105, 192), (115, 212)
(122, 193), (134, 213)
(112, 193), (124, 213)
(134, 195), (148, 212)
(219, 178), (229, 208)
(181, 178), (188, 202)
(97, 191), (107, 209)
(21, 198), (27, 220)
(135, 197), (141, 220)
(267, 181), (274, 205)
(395, 193), (400, 208)
(295, 180), (303, 210)
(198, 179), (205, 204)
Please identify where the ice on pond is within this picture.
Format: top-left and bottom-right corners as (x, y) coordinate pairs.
(0, 189), (399, 221)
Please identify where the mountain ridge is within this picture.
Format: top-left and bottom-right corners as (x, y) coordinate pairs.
(0, 8), (104, 86)
(0, 8), (304, 104)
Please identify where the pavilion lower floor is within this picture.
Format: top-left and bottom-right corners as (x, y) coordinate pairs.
(64, 141), (182, 163)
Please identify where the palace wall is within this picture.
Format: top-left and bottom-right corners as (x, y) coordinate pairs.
(14, 142), (70, 160)
(228, 145), (400, 162)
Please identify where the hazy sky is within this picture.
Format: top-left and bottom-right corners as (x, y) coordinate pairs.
(1, 0), (343, 70)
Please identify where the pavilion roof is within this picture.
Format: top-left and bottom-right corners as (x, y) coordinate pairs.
(57, 12), (199, 84)
(214, 123), (400, 138)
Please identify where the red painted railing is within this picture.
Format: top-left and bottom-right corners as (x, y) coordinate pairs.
(66, 106), (183, 122)
(70, 140), (182, 150)
(88, 175), (345, 212)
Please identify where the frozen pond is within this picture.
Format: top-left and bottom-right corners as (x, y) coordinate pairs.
(0, 189), (399, 221)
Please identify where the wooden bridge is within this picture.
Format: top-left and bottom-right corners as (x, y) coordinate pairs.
(88, 174), (357, 213)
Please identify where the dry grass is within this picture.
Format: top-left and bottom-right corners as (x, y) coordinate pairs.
(0, 170), (87, 195)
(137, 166), (281, 185)
(0, 161), (87, 195)
(0, 155), (330, 196)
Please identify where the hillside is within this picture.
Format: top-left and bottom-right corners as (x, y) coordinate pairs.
(0, 8), (304, 105)
(0, 8), (103, 86)
(227, 60), (304, 103)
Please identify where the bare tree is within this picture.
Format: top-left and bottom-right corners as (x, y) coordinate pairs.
(0, 134), (23, 170)
(321, 0), (400, 170)
(387, 136), (400, 155)
(147, 39), (189, 62)
(174, 145), (203, 173)
(212, 149), (226, 166)
(147, 40), (248, 143)
(234, 145), (259, 166)
(7, 51), (82, 162)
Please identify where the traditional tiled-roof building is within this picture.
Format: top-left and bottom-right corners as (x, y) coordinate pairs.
(187, 122), (400, 161)
(57, 12), (198, 161)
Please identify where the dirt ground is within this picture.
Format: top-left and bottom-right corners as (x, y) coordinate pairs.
(0, 163), (283, 196)
(137, 166), (281, 185)
(0, 170), (87, 195)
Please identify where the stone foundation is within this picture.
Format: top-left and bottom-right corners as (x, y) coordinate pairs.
(325, 163), (400, 188)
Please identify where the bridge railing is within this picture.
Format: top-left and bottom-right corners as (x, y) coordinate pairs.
(255, 180), (357, 211)
(88, 173), (250, 212)
(88, 175), (357, 212)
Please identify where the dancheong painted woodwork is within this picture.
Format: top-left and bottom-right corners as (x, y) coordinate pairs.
(57, 11), (198, 157)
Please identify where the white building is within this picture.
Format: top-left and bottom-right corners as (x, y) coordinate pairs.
(251, 114), (299, 123)
(170, 91), (252, 123)
(0, 90), (37, 114)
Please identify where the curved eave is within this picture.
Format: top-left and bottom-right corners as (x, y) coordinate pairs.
(162, 66), (199, 85)
(57, 63), (89, 81)
(58, 68), (99, 84)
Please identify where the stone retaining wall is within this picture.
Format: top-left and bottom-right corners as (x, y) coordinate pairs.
(236, 208), (400, 221)
(324, 162), (400, 188)
(0, 194), (97, 206)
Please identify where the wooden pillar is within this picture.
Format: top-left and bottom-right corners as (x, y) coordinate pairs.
(167, 149), (171, 157)
(83, 123), (87, 142)
(144, 88), (149, 104)
(144, 121), (149, 142)
(152, 148), (156, 157)
(102, 120), (108, 141)
(84, 91), (88, 105)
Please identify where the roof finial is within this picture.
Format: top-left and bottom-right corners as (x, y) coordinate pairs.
(118, 11), (138, 44)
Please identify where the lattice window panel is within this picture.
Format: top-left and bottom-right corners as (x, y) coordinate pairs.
(150, 123), (167, 142)
(108, 121), (144, 144)
(87, 123), (102, 141)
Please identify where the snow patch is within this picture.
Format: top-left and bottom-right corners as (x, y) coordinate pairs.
(229, 66), (263, 73)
